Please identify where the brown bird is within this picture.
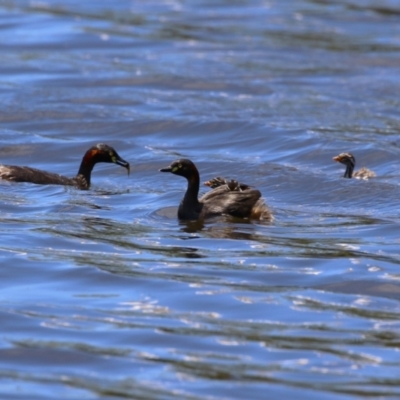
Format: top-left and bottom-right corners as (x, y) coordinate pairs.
(160, 159), (271, 221)
(204, 176), (250, 191)
(0, 143), (130, 189)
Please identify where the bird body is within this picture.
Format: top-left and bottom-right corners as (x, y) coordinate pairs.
(0, 166), (73, 185)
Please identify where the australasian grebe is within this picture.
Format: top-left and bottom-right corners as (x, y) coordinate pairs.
(160, 159), (272, 220)
(0, 143), (130, 189)
(204, 176), (250, 191)
(333, 152), (375, 179)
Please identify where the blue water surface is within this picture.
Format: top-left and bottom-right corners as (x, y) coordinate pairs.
(1, 1), (400, 399)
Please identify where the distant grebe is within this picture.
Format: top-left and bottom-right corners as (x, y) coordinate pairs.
(333, 152), (375, 179)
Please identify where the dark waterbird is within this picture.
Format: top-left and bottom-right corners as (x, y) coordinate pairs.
(0, 143), (130, 189)
(333, 152), (375, 179)
(160, 158), (272, 221)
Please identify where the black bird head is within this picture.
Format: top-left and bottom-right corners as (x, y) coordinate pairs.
(159, 159), (198, 180)
(87, 143), (130, 175)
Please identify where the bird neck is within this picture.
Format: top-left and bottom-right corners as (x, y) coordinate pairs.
(344, 163), (354, 178)
(178, 170), (201, 219)
(183, 172), (200, 206)
(77, 151), (96, 187)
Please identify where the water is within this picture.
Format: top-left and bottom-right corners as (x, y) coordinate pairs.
(1, 0), (400, 399)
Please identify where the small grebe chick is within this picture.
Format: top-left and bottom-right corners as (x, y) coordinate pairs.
(160, 159), (272, 221)
(204, 176), (250, 191)
(0, 143), (130, 189)
(333, 152), (375, 179)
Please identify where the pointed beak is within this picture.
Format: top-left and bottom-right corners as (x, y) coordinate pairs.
(116, 157), (130, 175)
(159, 166), (172, 173)
(333, 156), (340, 162)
